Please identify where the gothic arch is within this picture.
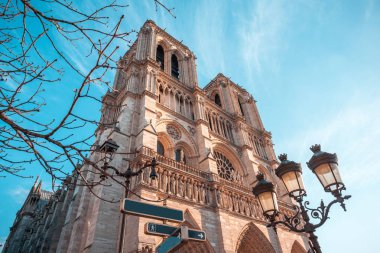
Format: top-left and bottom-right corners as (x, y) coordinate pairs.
(235, 222), (276, 253)
(212, 142), (246, 176)
(157, 132), (174, 158)
(155, 39), (170, 52)
(156, 119), (199, 156)
(291, 240), (307, 253)
(210, 89), (223, 108)
(257, 164), (273, 182)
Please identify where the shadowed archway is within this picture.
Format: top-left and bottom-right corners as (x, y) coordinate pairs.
(235, 223), (276, 253)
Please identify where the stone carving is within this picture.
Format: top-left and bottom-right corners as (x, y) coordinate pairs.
(166, 125), (181, 140)
(187, 126), (196, 136)
(236, 147), (243, 157)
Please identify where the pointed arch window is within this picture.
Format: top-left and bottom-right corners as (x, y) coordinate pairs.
(214, 151), (235, 181)
(156, 45), (164, 70)
(158, 86), (164, 103)
(157, 141), (164, 156)
(238, 97), (245, 116)
(214, 94), (222, 107)
(171, 54), (179, 79)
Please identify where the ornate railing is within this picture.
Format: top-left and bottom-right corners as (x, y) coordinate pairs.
(133, 146), (295, 223)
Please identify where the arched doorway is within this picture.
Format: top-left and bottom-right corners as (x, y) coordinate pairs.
(291, 240), (307, 253)
(235, 223), (276, 253)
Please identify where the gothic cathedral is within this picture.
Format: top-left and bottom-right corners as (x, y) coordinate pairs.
(3, 20), (310, 253)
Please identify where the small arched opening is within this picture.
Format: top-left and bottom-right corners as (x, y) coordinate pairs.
(171, 54), (179, 79)
(214, 93), (222, 107)
(157, 140), (165, 156)
(156, 45), (165, 70)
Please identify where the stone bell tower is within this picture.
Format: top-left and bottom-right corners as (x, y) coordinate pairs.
(53, 20), (310, 253)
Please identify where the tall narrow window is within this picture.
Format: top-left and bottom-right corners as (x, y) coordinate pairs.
(238, 98), (245, 116)
(214, 94), (222, 107)
(158, 86), (164, 103)
(157, 141), (164, 156)
(156, 45), (164, 70)
(171, 54), (179, 79)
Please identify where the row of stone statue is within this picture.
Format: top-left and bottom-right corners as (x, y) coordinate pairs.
(134, 166), (267, 221)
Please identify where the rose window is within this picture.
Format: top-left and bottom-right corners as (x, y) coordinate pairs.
(214, 151), (235, 181)
(166, 125), (181, 140)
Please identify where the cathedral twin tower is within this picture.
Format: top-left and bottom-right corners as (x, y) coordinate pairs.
(3, 20), (309, 253)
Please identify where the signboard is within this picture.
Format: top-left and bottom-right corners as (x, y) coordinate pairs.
(145, 223), (178, 236)
(188, 229), (206, 241)
(145, 222), (206, 242)
(156, 236), (183, 253)
(120, 199), (184, 222)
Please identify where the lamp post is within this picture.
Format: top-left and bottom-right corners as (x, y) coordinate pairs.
(252, 144), (351, 253)
(98, 139), (158, 253)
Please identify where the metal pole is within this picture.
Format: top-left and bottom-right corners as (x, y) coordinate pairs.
(308, 231), (322, 253)
(118, 178), (130, 253)
(297, 199), (322, 253)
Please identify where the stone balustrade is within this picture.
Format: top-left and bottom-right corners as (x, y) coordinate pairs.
(133, 146), (296, 224)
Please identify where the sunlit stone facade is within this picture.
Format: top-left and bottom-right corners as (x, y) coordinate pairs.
(3, 20), (310, 253)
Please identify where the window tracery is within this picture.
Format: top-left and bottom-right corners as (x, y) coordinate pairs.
(205, 108), (234, 143)
(166, 125), (181, 140)
(214, 151), (235, 181)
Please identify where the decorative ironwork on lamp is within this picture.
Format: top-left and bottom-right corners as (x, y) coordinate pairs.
(252, 144), (351, 253)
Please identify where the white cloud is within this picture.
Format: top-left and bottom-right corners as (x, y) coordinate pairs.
(238, 0), (288, 80)
(192, 0), (227, 81)
(9, 186), (29, 204)
(277, 95), (380, 188)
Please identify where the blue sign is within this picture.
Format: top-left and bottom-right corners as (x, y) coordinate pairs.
(120, 199), (184, 222)
(156, 236), (182, 253)
(145, 222), (206, 242)
(188, 229), (206, 241)
(145, 223), (178, 236)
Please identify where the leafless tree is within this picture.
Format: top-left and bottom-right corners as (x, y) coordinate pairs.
(0, 0), (174, 198)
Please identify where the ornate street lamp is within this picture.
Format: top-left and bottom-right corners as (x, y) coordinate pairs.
(275, 154), (306, 199)
(252, 144), (351, 253)
(252, 173), (279, 218)
(307, 144), (344, 196)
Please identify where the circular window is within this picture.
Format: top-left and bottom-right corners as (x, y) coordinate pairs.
(166, 125), (181, 140)
(214, 151), (235, 181)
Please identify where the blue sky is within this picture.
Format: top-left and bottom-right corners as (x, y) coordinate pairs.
(1, 0), (380, 252)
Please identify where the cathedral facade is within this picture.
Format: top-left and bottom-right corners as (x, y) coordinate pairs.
(3, 20), (310, 253)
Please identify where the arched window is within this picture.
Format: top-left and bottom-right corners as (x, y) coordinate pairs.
(214, 94), (222, 107)
(238, 97), (245, 116)
(214, 151), (235, 181)
(158, 86), (164, 103)
(259, 139), (268, 160)
(175, 148), (186, 164)
(156, 45), (164, 70)
(157, 141), (164, 156)
(171, 54), (179, 79)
